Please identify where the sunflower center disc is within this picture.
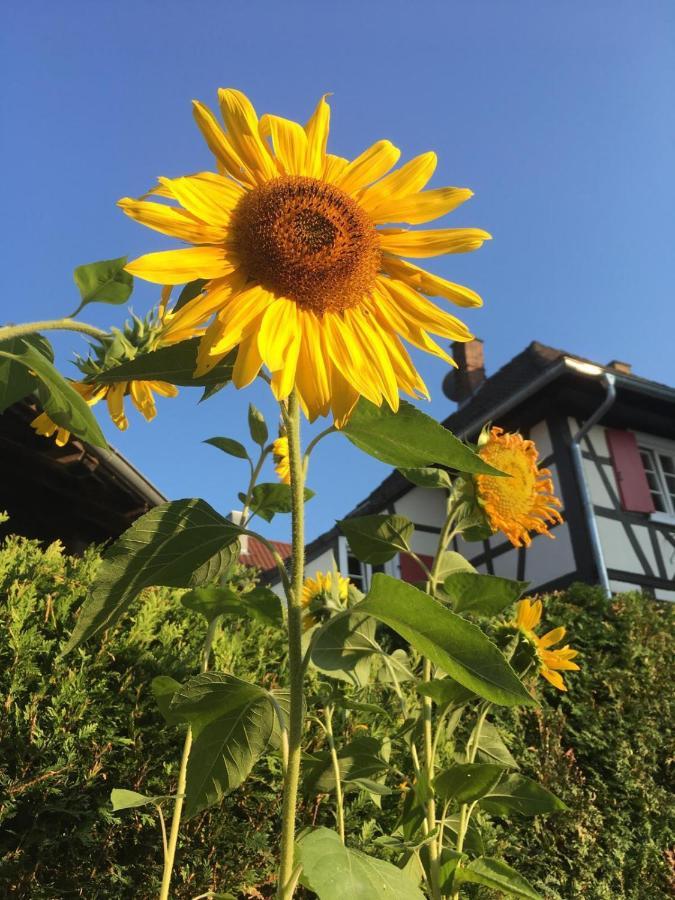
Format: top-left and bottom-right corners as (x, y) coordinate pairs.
(231, 176), (380, 314)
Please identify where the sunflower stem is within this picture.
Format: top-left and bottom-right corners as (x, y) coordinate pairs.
(0, 319), (108, 343)
(324, 703), (345, 843)
(158, 615), (220, 900)
(277, 390), (305, 900)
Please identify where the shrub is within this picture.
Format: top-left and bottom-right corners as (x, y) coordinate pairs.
(1, 537), (673, 898)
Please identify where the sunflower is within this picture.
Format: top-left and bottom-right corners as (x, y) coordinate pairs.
(273, 435), (291, 484)
(514, 597), (580, 691)
(119, 89), (490, 426)
(30, 307), (178, 445)
(301, 570), (350, 629)
(475, 427), (563, 547)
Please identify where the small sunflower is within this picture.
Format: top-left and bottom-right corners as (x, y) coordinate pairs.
(272, 435), (290, 484)
(30, 307), (178, 445)
(475, 427), (563, 547)
(120, 89), (490, 426)
(301, 570), (350, 629)
(514, 597), (580, 691)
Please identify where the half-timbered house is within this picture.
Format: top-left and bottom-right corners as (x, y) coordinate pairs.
(296, 340), (675, 601)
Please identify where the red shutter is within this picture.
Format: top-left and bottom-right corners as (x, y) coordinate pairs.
(605, 429), (655, 513)
(399, 553), (434, 583)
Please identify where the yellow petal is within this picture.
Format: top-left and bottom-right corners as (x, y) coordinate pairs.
(257, 297), (300, 372)
(368, 187), (474, 226)
(130, 381), (157, 421)
(335, 140), (401, 195)
(382, 255), (483, 308)
(232, 331), (263, 388)
(126, 247), (237, 285)
(106, 384), (128, 431)
(157, 174), (243, 227)
(117, 198), (227, 244)
(260, 114), (309, 176)
(205, 284), (275, 356)
(160, 270), (248, 343)
(328, 363), (360, 428)
(383, 278), (474, 342)
(345, 308), (399, 411)
(539, 626), (566, 650)
(323, 313), (382, 405)
(192, 100), (254, 186)
(322, 154), (349, 183)
(541, 667), (567, 691)
(217, 88), (278, 182)
(305, 94), (331, 178)
(358, 151), (437, 210)
(295, 311), (331, 421)
(147, 380), (179, 398)
(378, 227), (492, 258)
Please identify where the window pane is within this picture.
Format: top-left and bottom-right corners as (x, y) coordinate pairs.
(347, 554), (364, 579)
(658, 454), (675, 476)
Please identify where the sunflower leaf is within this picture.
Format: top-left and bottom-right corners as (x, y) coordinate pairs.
(71, 257), (133, 316)
(94, 339), (236, 387)
(444, 572), (529, 617)
(454, 857), (543, 899)
(338, 514), (414, 564)
(343, 400), (505, 476)
(0, 334), (54, 412)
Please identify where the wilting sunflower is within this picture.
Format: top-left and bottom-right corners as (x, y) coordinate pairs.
(475, 427), (563, 547)
(514, 597), (580, 691)
(31, 308), (178, 445)
(273, 435), (291, 484)
(301, 570), (350, 629)
(120, 89), (490, 425)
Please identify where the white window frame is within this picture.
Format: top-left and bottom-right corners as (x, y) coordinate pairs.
(635, 431), (675, 524)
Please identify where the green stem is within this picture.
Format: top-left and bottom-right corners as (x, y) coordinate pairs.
(158, 617), (220, 900)
(277, 390), (305, 900)
(423, 657), (442, 900)
(0, 319), (108, 343)
(324, 704), (345, 843)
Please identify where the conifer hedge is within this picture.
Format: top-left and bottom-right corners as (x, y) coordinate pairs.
(0, 535), (672, 898)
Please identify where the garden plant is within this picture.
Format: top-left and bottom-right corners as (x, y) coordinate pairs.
(0, 88), (588, 899)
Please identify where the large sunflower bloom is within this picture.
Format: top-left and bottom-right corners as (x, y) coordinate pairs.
(514, 598), (580, 691)
(120, 89), (490, 425)
(31, 378), (178, 445)
(475, 427), (563, 547)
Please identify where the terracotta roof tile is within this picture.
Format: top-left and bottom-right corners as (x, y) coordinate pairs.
(240, 538), (292, 573)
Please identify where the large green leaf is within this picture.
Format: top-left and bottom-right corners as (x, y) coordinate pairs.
(479, 774), (567, 816)
(303, 736), (390, 795)
(204, 436), (250, 461)
(239, 483), (314, 523)
(181, 585), (283, 627)
(338, 514), (414, 564)
(169, 673), (275, 819)
(474, 721), (519, 769)
(357, 575), (535, 707)
(342, 399), (504, 476)
(151, 675), (183, 725)
(64, 499), (241, 652)
(398, 466), (453, 490)
(416, 678), (476, 710)
(95, 339), (235, 387)
(110, 789), (166, 811)
(454, 857), (542, 899)
(72, 256), (133, 315)
(444, 572), (528, 617)
(434, 763), (505, 805)
(311, 611), (379, 687)
(0, 334), (53, 412)
(0, 341), (106, 447)
(296, 827), (425, 900)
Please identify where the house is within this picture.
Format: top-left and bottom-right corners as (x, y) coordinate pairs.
(0, 399), (292, 573)
(296, 340), (675, 602)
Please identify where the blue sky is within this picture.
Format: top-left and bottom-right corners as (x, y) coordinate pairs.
(2, 1), (674, 542)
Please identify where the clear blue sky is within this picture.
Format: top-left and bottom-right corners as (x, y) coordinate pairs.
(2, 1), (673, 542)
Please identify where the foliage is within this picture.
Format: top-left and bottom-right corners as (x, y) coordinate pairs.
(1, 536), (673, 898)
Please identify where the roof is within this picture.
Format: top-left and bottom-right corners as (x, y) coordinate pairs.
(240, 537), (292, 573)
(302, 339), (675, 563)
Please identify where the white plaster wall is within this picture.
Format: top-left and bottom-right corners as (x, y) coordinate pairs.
(655, 587), (675, 602)
(529, 420), (553, 460)
(522, 522), (576, 589)
(491, 549), (520, 581)
(596, 516), (654, 575)
(394, 487), (446, 529)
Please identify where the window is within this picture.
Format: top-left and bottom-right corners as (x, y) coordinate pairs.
(338, 537), (385, 591)
(637, 439), (675, 517)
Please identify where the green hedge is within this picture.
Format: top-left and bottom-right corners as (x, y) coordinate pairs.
(0, 536), (673, 898)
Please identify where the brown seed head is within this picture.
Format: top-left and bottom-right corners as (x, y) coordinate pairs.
(231, 176), (380, 314)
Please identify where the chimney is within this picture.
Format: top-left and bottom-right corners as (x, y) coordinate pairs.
(442, 339), (486, 405)
(607, 359), (632, 374)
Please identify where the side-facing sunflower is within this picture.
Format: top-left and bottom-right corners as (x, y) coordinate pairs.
(514, 597), (580, 691)
(301, 570), (350, 629)
(474, 427), (563, 547)
(31, 308), (178, 445)
(272, 435), (291, 484)
(119, 89), (490, 426)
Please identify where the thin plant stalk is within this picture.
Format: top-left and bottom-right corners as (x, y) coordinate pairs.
(158, 615), (221, 900)
(277, 390), (306, 900)
(0, 319), (108, 342)
(324, 704), (345, 843)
